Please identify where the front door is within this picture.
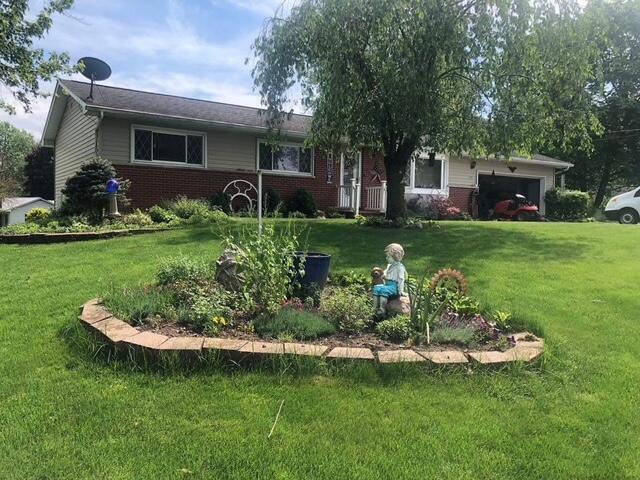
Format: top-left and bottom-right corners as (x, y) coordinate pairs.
(339, 151), (362, 209)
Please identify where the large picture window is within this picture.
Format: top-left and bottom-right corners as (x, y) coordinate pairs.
(257, 140), (313, 175)
(404, 156), (446, 193)
(132, 126), (205, 166)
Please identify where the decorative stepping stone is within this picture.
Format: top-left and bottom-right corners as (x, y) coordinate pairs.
(326, 347), (375, 360)
(80, 300), (111, 325)
(377, 349), (426, 363)
(92, 317), (139, 343)
(239, 341), (285, 355)
(283, 343), (328, 357)
(512, 332), (544, 350)
(467, 350), (513, 364)
(202, 338), (248, 352)
(157, 336), (204, 351)
(124, 332), (170, 349)
(508, 345), (543, 362)
(420, 350), (468, 364)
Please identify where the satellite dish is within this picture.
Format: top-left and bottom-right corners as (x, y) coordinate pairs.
(77, 57), (111, 100)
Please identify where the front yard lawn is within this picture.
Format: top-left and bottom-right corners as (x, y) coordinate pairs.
(1, 220), (638, 479)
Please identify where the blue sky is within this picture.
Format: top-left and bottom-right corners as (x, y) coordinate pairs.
(0, 0), (292, 138)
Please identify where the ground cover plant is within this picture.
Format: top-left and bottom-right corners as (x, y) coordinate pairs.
(1, 220), (639, 478)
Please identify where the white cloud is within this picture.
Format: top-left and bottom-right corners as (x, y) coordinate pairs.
(210, 0), (289, 17)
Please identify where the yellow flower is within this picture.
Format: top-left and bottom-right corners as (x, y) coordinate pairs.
(212, 316), (227, 326)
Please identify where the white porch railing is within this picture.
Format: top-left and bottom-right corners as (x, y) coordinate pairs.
(365, 180), (387, 212)
(338, 178), (361, 215)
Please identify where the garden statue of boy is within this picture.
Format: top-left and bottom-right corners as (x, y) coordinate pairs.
(373, 243), (407, 315)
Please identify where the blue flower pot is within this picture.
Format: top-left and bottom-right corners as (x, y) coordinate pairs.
(294, 252), (331, 290)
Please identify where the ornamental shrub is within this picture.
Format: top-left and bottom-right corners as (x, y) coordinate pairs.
(122, 209), (153, 226)
(210, 191), (232, 214)
(61, 157), (130, 219)
(25, 207), (52, 223)
(156, 255), (214, 286)
(148, 205), (178, 223)
(167, 196), (211, 219)
(263, 187), (282, 215)
(544, 188), (592, 221)
(320, 286), (372, 333)
(286, 188), (316, 217)
(224, 223), (302, 315)
(376, 314), (413, 342)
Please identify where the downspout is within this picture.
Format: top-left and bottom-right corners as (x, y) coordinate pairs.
(94, 110), (104, 157)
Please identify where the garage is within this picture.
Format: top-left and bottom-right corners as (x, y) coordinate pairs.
(477, 173), (542, 219)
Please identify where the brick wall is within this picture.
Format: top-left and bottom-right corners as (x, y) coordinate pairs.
(114, 151), (340, 211)
(449, 186), (475, 215)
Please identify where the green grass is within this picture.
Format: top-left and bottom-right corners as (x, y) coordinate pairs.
(1, 219), (639, 479)
(254, 308), (336, 340)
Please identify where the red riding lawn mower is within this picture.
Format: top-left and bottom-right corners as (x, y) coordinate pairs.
(491, 194), (544, 221)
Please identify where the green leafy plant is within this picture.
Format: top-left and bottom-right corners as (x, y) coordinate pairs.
(376, 314), (412, 342)
(167, 196), (211, 219)
(122, 209), (153, 227)
(356, 215), (440, 230)
(156, 256), (214, 286)
(263, 187), (282, 215)
(224, 223), (302, 315)
(288, 211), (307, 219)
(253, 307), (336, 340)
(25, 207), (52, 223)
(407, 274), (447, 343)
(329, 270), (369, 289)
(492, 310), (512, 331)
(319, 286), (372, 333)
(148, 205), (178, 223)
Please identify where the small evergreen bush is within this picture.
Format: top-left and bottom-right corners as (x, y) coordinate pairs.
(263, 187), (282, 215)
(210, 191), (232, 214)
(286, 188), (316, 217)
(545, 188), (592, 221)
(61, 157), (129, 219)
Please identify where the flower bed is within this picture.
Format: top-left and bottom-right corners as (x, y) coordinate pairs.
(89, 224), (544, 366)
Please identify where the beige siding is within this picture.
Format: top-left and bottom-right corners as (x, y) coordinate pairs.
(448, 156), (556, 190)
(100, 117), (257, 171)
(54, 100), (98, 205)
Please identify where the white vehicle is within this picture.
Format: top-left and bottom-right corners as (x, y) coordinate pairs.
(605, 187), (640, 224)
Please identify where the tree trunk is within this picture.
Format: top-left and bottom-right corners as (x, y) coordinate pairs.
(594, 160), (612, 208)
(384, 150), (412, 220)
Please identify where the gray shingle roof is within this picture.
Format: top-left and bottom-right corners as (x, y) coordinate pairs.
(1, 197), (54, 211)
(59, 79), (311, 134)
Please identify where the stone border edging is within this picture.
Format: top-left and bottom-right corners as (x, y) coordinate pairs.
(79, 299), (544, 366)
(0, 227), (171, 244)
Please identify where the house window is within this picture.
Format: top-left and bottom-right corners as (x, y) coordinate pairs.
(132, 126), (205, 166)
(257, 140), (313, 175)
(404, 156), (446, 193)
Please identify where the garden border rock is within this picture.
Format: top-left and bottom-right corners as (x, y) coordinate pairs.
(0, 227), (171, 244)
(79, 299), (544, 366)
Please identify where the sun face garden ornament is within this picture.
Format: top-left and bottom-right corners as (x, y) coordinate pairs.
(372, 243), (407, 315)
(106, 178), (120, 218)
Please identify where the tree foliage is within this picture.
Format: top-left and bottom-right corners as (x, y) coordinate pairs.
(251, 0), (601, 218)
(23, 146), (54, 199)
(0, 0), (75, 114)
(0, 121), (36, 201)
(562, 0), (640, 206)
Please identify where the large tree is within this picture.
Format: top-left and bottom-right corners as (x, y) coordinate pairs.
(0, 0), (75, 114)
(252, 0), (601, 219)
(562, 0), (640, 207)
(23, 146), (54, 199)
(0, 121), (36, 201)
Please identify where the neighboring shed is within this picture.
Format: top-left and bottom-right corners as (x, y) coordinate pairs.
(0, 198), (54, 227)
